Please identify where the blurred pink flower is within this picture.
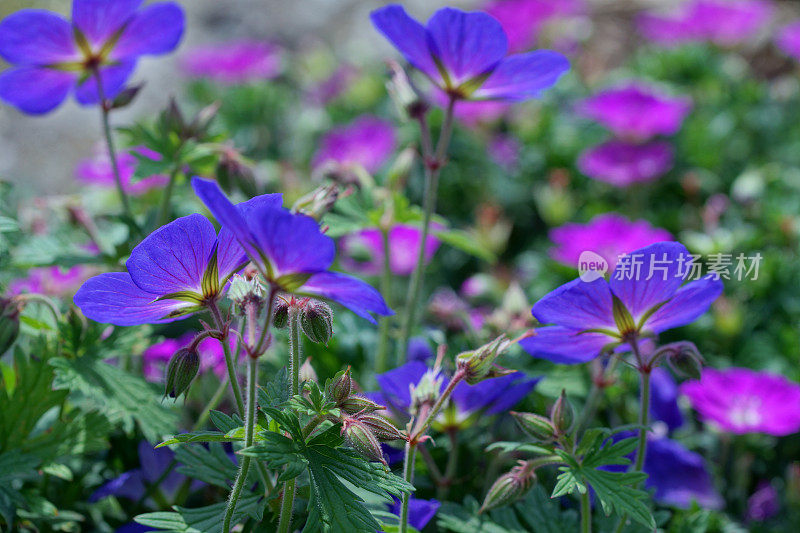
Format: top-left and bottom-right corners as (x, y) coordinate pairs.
(312, 115), (396, 174)
(578, 83), (692, 141)
(484, 0), (585, 52)
(637, 0), (772, 47)
(776, 21), (800, 62)
(578, 140), (674, 186)
(681, 368), (800, 436)
(489, 134), (522, 171)
(180, 41), (283, 83)
(76, 145), (168, 195)
(141, 334), (233, 383)
(549, 213), (672, 270)
(746, 483), (779, 522)
(308, 65), (358, 105)
(339, 224), (441, 276)
(8, 265), (93, 297)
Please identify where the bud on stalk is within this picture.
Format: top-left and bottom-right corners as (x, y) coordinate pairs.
(164, 347), (200, 399)
(300, 300), (333, 344)
(455, 335), (512, 385)
(551, 389), (575, 435)
(342, 417), (385, 463)
(356, 413), (406, 442)
(511, 411), (556, 442)
(480, 461), (537, 513)
(272, 297), (290, 329)
(662, 341), (704, 379)
(340, 395), (384, 415)
(328, 367), (353, 405)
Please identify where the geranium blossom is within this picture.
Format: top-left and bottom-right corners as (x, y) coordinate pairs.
(484, 0), (586, 53)
(8, 265), (93, 297)
(0, 0), (184, 114)
(578, 141), (674, 187)
(312, 115), (396, 174)
(180, 41), (283, 84)
(681, 368), (800, 436)
(339, 225), (441, 277)
(776, 21), (800, 62)
(521, 242), (723, 364)
(370, 5), (569, 101)
(76, 145), (168, 195)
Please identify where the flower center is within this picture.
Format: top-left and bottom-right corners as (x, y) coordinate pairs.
(728, 395), (762, 430)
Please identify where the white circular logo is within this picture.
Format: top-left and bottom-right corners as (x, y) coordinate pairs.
(578, 251), (608, 282)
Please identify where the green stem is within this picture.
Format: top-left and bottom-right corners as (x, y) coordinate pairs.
(276, 479), (296, 533)
(277, 309), (302, 533)
(575, 357), (621, 438)
(156, 165), (181, 228)
(375, 228), (393, 373)
(580, 490), (592, 533)
(222, 326), (245, 417)
(399, 440), (417, 533)
(396, 95), (457, 362)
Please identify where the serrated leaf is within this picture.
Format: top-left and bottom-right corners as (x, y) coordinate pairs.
(174, 443), (238, 489)
(135, 493), (263, 533)
(208, 410), (242, 433)
(157, 430), (231, 448)
(257, 366), (290, 410)
(485, 442), (554, 456)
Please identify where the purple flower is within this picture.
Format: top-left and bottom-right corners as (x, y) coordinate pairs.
(578, 140), (674, 187)
(650, 367), (684, 432)
(549, 213), (672, 271)
(578, 83), (692, 141)
(74, 212), (249, 326)
(90, 441), (190, 503)
(0, 0), (184, 114)
(746, 483), (779, 522)
(389, 497), (441, 530)
(191, 177), (392, 323)
(142, 334), (233, 382)
(76, 145), (168, 195)
(776, 21), (800, 62)
(307, 65), (358, 105)
(339, 224), (441, 277)
(432, 88), (511, 125)
(312, 115), (397, 174)
(407, 337), (435, 363)
(8, 265), (94, 297)
(520, 242), (723, 364)
(180, 40), (282, 84)
(681, 367), (800, 436)
(484, 0), (586, 52)
(489, 133), (522, 171)
(370, 5), (569, 101)
(637, 0), (772, 47)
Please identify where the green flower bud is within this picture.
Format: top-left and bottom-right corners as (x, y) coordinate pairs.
(300, 300), (333, 344)
(340, 395), (384, 415)
(550, 390), (575, 435)
(164, 348), (200, 399)
(327, 367), (352, 405)
(342, 417), (384, 463)
(455, 335), (512, 385)
(228, 273), (265, 315)
(479, 461), (537, 514)
(410, 369), (443, 417)
(272, 298), (290, 329)
(356, 413), (405, 442)
(292, 184), (340, 221)
(664, 342), (704, 380)
(0, 297), (22, 355)
(510, 411), (556, 442)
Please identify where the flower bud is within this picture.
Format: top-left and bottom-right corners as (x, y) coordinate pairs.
(511, 411), (556, 442)
(228, 274), (265, 315)
(550, 390), (575, 435)
(356, 413), (406, 442)
(299, 357), (318, 384)
(272, 298), (290, 329)
(342, 417), (384, 463)
(0, 297), (22, 355)
(300, 300), (333, 344)
(385, 59), (428, 120)
(480, 461), (537, 513)
(292, 184), (340, 221)
(455, 335), (512, 385)
(110, 84), (143, 110)
(216, 146), (256, 197)
(664, 342), (704, 380)
(410, 369), (443, 417)
(328, 367), (352, 405)
(164, 348), (200, 399)
(340, 395), (384, 415)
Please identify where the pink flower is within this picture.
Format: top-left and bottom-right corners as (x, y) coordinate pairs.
(549, 213), (672, 270)
(180, 41), (282, 84)
(578, 140), (674, 186)
(76, 145), (168, 195)
(484, 0), (586, 52)
(339, 224), (441, 276)
(578, 83), (692, 141)
(489, 134), (521, 171)
(637, 0), (773, 47)
(776, 21), (800, 62)
(681, 368), (800, 436)
(307, 65), (358, 105)
(312, 115), (396, 174)
(141, 334), (233, 383)
(8, 265), (93, 297)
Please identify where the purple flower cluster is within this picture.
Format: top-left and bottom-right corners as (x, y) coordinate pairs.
(0, 0), (184, 114)
(339, 224), (441, 277)
(577, 83), (691, 187)
(180, 40), (283, 84)
(312, 115), (397, 174)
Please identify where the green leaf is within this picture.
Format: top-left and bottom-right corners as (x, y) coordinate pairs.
(174, 443), (238, 489)
(208, 410), (242, 433)
(257, 366), (290, 410)
(135, 493), (264, 533)
(485, 441), (554, 456)
(434, 228), (496, 263)
(157, 431), (232, 448)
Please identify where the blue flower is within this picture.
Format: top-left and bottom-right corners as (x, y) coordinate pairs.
(191, 177), (392, 323)
(388, 497), (441, 530)
(0, 0), (184, 114)
(650, 367), (684, 432)
(521, 242), (723, 364)
(370, 4), (569, 101)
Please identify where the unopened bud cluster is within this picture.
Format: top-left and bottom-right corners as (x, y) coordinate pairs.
(273, 297), (334, 345)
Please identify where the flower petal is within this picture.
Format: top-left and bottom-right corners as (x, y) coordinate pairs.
(216, 226), (248, 282)
(650, 368), (684, 431)
(531, 277), (614, 330)
(425, 7), (508, 85)
(370, 4), (441, 83)
(0, 66), (75, 114)
(109, 2), (185, 61)
(609, 241), (689, 319)
(0, 10), (79, 65)
(300, 271), (392, 324)
(519, 326), (612, 364)
(644, 275), (722, 333)
(74, 272), (192, 326)
(72, 0), (143, 48)
(126, 214), (217, 295)
(89, 469), (146, 502)
(74, 59), (137, 105)
(375, 360), (431, 411)
(473, 50), (569, 101)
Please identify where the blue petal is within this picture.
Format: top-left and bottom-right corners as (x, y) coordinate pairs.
(389, 497), (441, 530)
(473, 50), (569, 101)
(531, 277), (615, 331)
(74, 59), (137, 105)
(370, 5), (441, 83)
(0, 66), (75, 115)
(650, 368), (684, 432)
(375, 360), (431, 412)
(519, 326), (612, 364)
(72, 0), (143, 49)
(644, 275), (723, 333)
(216, 227), (248, 282)
(90, 469), (146, 502)
(300, 271), (392, 323)
(425, 7), (508, 86)
(0, 10), (79, 65)
(109, 2), (185, 61)
(644, 438), (723, 509)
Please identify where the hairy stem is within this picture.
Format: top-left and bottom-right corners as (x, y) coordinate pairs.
(277, 308), (302, 533)
(580, 490), (592, 533)
(396, 95), (457, 361)
(399, 440), (417, 533)
(375, 228), (393, 372)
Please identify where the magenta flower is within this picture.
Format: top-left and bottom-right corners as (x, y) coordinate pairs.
(489, 133), (522, 171)
(549, 213), (672, 270)
(192, 177), (392, 323)
(370, 5), (569, 101)
(76, 145), (168, 195)
(521, 242), (723, 364)
(74, 212), (251, 326)
(681, 368), (800, 436)
(746, 483), (779, 522)
(776, 21), (800, 62)
(578, 83), (692, 141)
(339, 224), (441, 277)
(484, 0), (585, 52)
(8, 265), (94, 297)
(578, 140), (674, 187)
(0, 0), (184, 114)
(637, 0), (772, 47)
(142, 334), (232, 382)
(180, 40), (283, 84)
(312, 115), (397, 174)
(432, 88), (511, 125)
